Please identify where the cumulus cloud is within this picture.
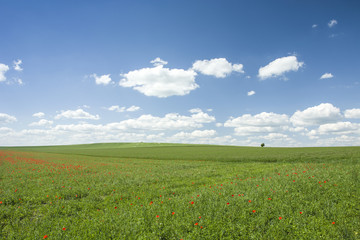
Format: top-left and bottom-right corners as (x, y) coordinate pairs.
(189, 108), (202, 113)
(13, 59), (23, 71)
(173, 129), (217, 138)
(120, 59), (198, 98)
(320, 73), (334, 79)
(55, 109), (100, 120)
(92, 74), (112, 85)
(247, 90), (255, 96)
(290, 103), (342, 126)
(107, 105), (141, 112)
(33, 112), (45, 118)
(328, 19), (337, 28)
(0, 63), (10, 82)
(258, 56), (304, 80)
(312, 24), (318, 28)
(344, 108), (360, 119)
(150, 57), (168, 67)
(224, 112), (290, 136)
(317, 122), (360, 135)
(192, 58), (244, 78)
(108, 110), (215, 131)
(29, 119), (54, 127)
(0, 113), (17, 124)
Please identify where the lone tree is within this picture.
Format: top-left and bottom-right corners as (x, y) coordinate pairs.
(261, 143), (265, 147)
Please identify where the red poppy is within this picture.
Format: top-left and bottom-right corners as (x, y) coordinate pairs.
(227, 202), (229, 205)
(172, 212), (175, 215)
(156, 215), (159, 218)
(332, 222), (335, 224)
(252, 210), (256, 213)
(195, 223), (198, 226)
(43, 235), (48, 239)
(248, 200), (251, 203)
(62, 228), (66, 231)
(299, 212), (303, 214)
(191, 201), (194, 204)
(279, 217), (282, 220)
(114, 207), (117, 209)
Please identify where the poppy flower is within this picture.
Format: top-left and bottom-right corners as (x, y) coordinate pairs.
(252, 210), (256, 213)
(279, 217), (282, 220)
(172, 212), (175, 215)
(299, 212), (303, 214)
(156, 215), (159, 218)
(195, 223), (198, 226)
(43, 235), (48, 239)
(332, 222), (335, 224)
(62, 228), (66, 231)
(227, 202), (229, 205)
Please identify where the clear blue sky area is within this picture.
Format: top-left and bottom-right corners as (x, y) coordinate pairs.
(1, 0), (360, 146)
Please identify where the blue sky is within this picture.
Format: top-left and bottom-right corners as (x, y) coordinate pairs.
(1, 0), (360, 146)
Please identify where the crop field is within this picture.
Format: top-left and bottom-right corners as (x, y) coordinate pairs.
(1, 143), (360, 239)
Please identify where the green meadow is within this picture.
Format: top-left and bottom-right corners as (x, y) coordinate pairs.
(0, 143), (359, 239)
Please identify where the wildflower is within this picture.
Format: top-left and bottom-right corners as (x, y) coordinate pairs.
(156, 215), (159, 218)
(299, 212), (303, 214)
(252, 210), (256, 213)
(62, 228), (66, 231)
(172, 212), (175, 215)
(191, 201), (194, 204)
(43, 235), (48, 239)
(114, 207), (117, 209)
(227, 202), (230, 205)
(248, 200), (251, 203)
(279, 217), (282, 220)
(332, 222), (335, 224)
(195, 223), (198, 226)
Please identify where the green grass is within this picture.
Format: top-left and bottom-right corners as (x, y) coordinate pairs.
(1, 143), (359, 239)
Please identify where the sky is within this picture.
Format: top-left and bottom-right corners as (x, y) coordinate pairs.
(1, 0), (360, 147)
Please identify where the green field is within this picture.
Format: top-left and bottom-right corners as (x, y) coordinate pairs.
(1, 143), (359, 239)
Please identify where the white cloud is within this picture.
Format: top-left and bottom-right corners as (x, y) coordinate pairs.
(320, 73), (334, 79)
(328, 19), (337, 28)
(224, 112), (290, 136)
(150, 57), (168, 67)
(189, 108), (202, 113)
(173, 129), (216, 138)
(55, 109), (100, 120)
(107, 105), (141, 112)
(317, 122), (360, 135)
(92, 74), (112, 85)
(0, 63), (10, 82)
(108, 110), (215, 131)
(120, 59), (198, 98)
(344, 108), (360, 119)
(13, 59), (23, 71)
(126, 105), (141, 112)
(192, 58), (244, 78)
(247, 90), (255, 96)
(290, 103), (342, 126)
(0, 113), (17, 124)
(29, 119), (54, 127)
(33, 112), (45, 118)
(312, 24), (318, 28)
(258, 56), (304, 80)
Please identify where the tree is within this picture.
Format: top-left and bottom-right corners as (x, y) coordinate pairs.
(261, 143), (265, 147)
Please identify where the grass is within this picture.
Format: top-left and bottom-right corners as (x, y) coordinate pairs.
(0, 143), (359, 239)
